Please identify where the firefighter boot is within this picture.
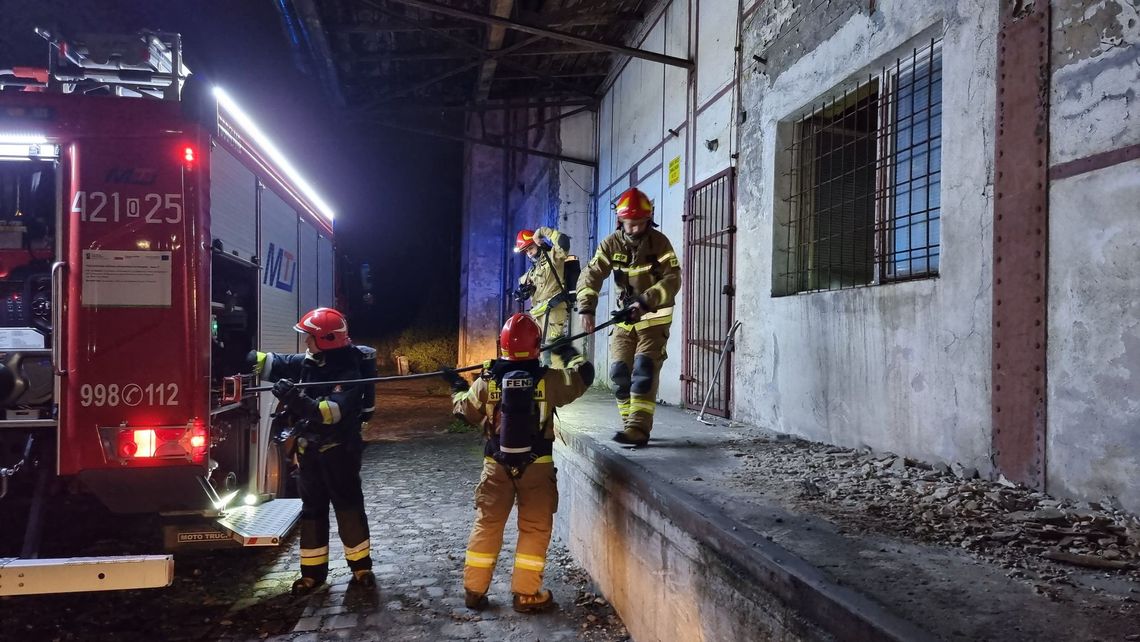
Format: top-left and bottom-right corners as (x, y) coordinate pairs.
(465, 590), (490, 611)
(612, 427), (649, 446)
(351, 569), (376, 588)
(291, 576), (324, 596)
(512, 589), (555, 613)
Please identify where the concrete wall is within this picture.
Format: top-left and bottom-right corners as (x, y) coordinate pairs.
(733, 0), (997, 471)
(1046, 1), (1140, 511)
(591, 0), (739, 404)
(554, 435), (833, 642)
(458, 114), (508, 366)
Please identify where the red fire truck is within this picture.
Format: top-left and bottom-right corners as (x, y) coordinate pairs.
(0, 30), (337, 595)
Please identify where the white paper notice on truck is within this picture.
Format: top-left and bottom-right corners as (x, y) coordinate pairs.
(81, 250), (173, 307)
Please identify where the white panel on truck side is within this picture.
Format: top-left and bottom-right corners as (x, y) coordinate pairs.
(259, 188), (300, 353)
(298, 220), (319, 318)
(209, 146), (257, 262)
(317, 235), (334, 308)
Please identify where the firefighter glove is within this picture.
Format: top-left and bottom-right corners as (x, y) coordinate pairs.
(271, 378), (300, 402)
(514, 282), (536, 303)
(244, 350), (267, 375)
(440, 368), (469, 393)
(612, 307), (634, 322)
(271, 379), (319, 420)
(551, 341), (579, 364)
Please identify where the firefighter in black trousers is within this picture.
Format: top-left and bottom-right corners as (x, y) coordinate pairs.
(248, 307), (377, 595)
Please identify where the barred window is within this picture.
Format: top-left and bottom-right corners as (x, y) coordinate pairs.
(774, 39), (942, 295)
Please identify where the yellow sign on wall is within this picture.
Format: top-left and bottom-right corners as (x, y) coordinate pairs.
(668, 156), (681, 187)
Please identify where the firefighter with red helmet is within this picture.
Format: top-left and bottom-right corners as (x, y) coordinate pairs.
(442, 313), (594, 613)
(514, 227), (573, 366)
(576, 187), (681, 447)
(247, 307), (377, 595)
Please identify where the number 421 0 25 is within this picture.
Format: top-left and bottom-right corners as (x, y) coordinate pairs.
(71, 191), (183, 224)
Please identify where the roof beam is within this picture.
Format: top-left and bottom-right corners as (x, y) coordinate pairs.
(495, 71), (606, 81)
(367, 119), (597, 167)
(358, 98), (596, 113)
(380, 35), (543, 102)
(516, 8), (643, 26)
(336, 22), (475, 32)
(351, 46), (597, 62)
(357, 0), (597, 100)
(476, 0), (515, 101)
(511, 104), (592, 133)
(377, 0), (694, 69)
(275, 0), (346, 106)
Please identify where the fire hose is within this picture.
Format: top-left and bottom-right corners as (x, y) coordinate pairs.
(220, 308), (633, 403)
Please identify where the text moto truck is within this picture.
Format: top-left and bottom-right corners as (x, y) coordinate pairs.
(0, 30), (337, 595)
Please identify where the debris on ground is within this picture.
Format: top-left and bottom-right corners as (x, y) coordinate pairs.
(549, 545), (630, 641)
(725, 437), (1140, 592)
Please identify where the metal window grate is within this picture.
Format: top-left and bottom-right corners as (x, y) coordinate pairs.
(775, 39), (942, 295)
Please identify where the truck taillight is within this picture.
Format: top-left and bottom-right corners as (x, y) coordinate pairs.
(119, 429), (158, 458)
(101, 421), (209, 464)
(188, 420), (208, 463)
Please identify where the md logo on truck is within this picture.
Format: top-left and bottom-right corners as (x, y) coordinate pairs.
(263, 242), (297, 293)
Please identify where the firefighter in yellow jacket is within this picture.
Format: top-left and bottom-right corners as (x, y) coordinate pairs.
(442, 313), (594, 613)
(576, 187), (680, 446)
(514, 227), (572, 366)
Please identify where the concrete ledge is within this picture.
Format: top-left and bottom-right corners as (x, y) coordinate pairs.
(554, 425), (935, 642)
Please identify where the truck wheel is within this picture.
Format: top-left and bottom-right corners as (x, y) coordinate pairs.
(265, 441), (297, 499)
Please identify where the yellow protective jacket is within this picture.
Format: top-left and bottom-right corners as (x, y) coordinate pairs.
(452, 354), (593, 457)
(575, 228), (681, 330)
(518, 227), (571, 317)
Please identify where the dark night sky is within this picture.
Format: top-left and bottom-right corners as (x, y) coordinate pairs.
(0, 0), (463, 338)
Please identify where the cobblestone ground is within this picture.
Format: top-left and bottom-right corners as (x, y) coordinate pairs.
(266, 433), (629, 642)
(1, 386), (627, 642)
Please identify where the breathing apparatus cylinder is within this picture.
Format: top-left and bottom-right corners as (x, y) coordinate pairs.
(562, 255), (581, 300)
(497, 370), (538, 468)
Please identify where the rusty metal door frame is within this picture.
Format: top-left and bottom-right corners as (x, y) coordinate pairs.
(682, 167), (737, 417)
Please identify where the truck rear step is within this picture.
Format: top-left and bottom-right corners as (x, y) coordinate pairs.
(0, 555), (173, 596)
(215, 498), (302, 546)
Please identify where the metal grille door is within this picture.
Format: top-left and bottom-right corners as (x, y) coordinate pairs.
(683, 169), (737, 417)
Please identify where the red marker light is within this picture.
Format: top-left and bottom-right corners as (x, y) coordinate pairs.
(183, 146), (196, 163)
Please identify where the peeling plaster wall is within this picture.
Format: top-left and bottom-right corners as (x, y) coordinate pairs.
(733, 0), (998, 470)
(1047, 0), (1140, 512)
(1051, 0), (1140, 165)
(1048, 160), (1140, 513)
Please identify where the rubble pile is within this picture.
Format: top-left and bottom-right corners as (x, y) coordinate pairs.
(727, 437), (1140, 582)
(549, 546), (630, 641)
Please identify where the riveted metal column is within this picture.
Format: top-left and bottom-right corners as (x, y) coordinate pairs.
(992, 1), (1051, 489)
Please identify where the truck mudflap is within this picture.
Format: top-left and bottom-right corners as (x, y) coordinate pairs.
(0, 555), (173, 596)
(215, 498), (302, 546)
